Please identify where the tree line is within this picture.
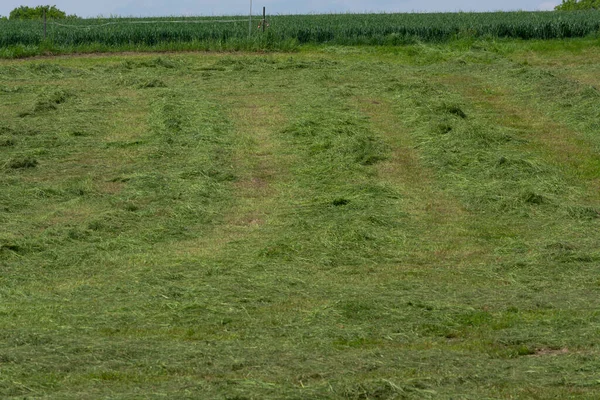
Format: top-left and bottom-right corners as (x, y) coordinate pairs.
(555, 0), (600, 10)
(1, 5), (77, 21)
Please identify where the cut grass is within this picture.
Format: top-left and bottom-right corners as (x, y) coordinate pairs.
(1, 43), (600, 399)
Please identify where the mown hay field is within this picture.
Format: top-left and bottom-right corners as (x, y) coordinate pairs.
(1, 38), (600, 398)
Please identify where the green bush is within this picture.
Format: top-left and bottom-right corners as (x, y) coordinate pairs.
(9, 5), (76, 20)
(555, 0), (600, 10)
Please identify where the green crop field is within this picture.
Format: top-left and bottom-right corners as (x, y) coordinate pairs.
(1, 11), (600, 57)
(2, 35), (600, 398)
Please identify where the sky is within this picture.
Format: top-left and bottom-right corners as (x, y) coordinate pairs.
(0, 1), (563, 18)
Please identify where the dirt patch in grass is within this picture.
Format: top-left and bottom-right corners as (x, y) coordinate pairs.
(236, 176), (270, 191)
(100, 181), (126, 195)
(530, 348), (569, 357)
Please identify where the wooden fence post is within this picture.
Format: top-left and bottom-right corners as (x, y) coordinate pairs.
(43, 8), (47, 40)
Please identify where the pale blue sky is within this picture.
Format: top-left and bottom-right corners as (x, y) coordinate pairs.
(0, 0), (562, 18)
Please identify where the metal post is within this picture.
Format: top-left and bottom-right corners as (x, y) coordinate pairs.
(43, 8), (47, 40)
(249, 0), (252, 38)
(262, 7), (266, 33)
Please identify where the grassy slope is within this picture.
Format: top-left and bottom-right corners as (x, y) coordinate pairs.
(1, 40), (600, 398)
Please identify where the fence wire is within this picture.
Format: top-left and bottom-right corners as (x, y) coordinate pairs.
(49, 18), (251, 31)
